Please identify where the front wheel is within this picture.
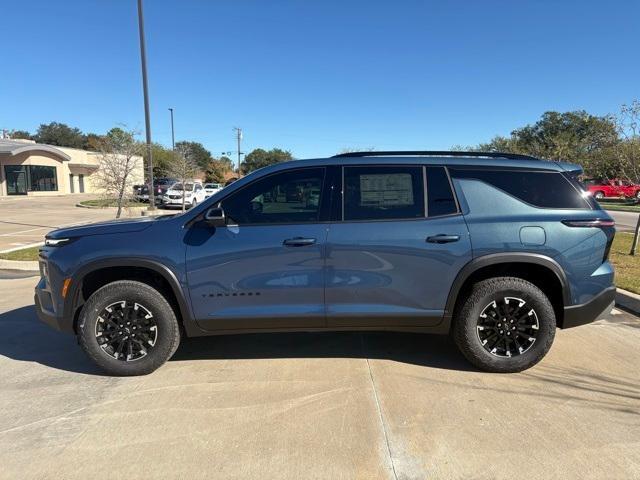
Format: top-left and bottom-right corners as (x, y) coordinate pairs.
(594, 191), (605, 200)
(453, 277), (556, 373)
(78, 280), (181, 376)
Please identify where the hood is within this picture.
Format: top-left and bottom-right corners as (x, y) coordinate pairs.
(47, 216), (156, 239)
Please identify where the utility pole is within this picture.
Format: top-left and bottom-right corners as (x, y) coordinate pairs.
(168, 108), (175, 150)
(137, 0), (155, 209)
(233, 127), (243, 173)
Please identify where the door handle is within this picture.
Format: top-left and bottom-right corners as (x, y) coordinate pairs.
(426, 234), (460, 244)
(283, 237), (317, 247)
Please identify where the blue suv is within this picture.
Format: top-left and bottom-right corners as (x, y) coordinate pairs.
(35, 151), (616, 376)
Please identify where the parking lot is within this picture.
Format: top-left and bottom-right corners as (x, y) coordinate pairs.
(0, 195), (143, 252)
(0, 273), (638, 479)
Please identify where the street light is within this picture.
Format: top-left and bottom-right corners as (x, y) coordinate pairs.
(137, 0), (155, 210)
(168, 108), (175, 150)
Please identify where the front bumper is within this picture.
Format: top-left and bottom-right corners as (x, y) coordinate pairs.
(562, 286), (616, 328)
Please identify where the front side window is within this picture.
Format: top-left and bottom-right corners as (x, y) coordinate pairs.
(223, 168), (325, 225)
(343, 166), (424, 221)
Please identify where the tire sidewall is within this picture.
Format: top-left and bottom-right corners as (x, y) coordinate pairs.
(78, 281), (179, 376)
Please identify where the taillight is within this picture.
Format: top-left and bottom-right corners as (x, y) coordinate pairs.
(561, 219), (615, 228)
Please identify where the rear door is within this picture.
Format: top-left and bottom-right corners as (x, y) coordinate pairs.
(325, 165), (472, 327)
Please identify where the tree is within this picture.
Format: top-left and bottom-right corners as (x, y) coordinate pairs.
(614, 100), (640, 255)
(174, 141), (212, 170)
(93, 128), (144, 219)
(241, 148), (293, 174)
(84, 133), (105, 151)
(34, 122), (85, 148)
(205, 159), (229, 183)
(140, 143), (175, 179)
(8, 130), (31, 140)
(166, 144), (199, 212)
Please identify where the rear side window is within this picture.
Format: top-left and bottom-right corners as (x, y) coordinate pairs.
(426, 167), (458, 216)
(451, 169), (590, 209)
(343, 166), (424, 220)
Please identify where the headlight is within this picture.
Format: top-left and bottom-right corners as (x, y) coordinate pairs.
(45, 238), (73, 247)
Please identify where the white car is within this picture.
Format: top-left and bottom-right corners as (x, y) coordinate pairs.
(203, 182), (223, 198)
(162, 181), (206, 209)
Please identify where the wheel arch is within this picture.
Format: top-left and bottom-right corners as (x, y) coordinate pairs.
(445, 253), (571, 328)
(64, 258), (196, 334)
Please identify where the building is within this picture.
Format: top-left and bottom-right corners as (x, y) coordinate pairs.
(0, 139), (144, 196)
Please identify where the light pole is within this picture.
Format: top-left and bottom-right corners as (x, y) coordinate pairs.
(168, 108), (175, 150)
(137, 0), (155, 209)
(233, 127), (243, 173)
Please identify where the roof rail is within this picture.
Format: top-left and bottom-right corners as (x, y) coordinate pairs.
(331, 150), (540, 161)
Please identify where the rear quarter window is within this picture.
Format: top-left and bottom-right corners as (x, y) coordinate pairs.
(450, 169), (590, 209)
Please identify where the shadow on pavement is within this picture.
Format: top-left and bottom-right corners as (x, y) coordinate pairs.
(0, 305), (101, 375)
(173, 330), (476, 372)
(0, 304), (474, 374)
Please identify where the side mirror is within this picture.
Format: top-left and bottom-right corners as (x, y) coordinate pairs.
(204, 207), (226, 227)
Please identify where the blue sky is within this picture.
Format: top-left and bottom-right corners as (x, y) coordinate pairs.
(1, 0), (638, 159)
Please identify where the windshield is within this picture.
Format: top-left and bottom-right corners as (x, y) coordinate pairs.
(171, 183), (194, 191)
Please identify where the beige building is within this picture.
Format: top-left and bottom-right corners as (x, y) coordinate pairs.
(0, 139), (144, 196)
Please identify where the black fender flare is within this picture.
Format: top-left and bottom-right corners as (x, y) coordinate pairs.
(444, 253), (571, 318)
(64, 258), (196, 333)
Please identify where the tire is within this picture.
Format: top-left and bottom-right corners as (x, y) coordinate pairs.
(635, 190), (640, 200)
(594, 191), (605, 200)
(78, 280), (181, 376)
(453, 277), (556, 373)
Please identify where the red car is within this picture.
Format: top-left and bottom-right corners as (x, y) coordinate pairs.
(586, 178), (640, 200)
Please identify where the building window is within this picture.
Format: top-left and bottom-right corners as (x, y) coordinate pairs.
(3, 165), (57, 195)
(29, 166), (57, 191)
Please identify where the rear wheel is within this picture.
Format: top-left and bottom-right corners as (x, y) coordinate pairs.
(453, 277), (556, 373)
(78, 280), (181, 376)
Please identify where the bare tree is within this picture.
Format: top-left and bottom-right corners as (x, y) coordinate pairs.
(166, 144), (199, 212)
(615, 100), (640, 255)
(94, 127), (144, 218)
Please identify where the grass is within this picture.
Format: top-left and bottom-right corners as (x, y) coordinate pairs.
(0, 246), (40, 261)
(80, 199), (147, 208)
(2, 231), (638, 294)
(598, 200), (640, 213)
(609, 232), (640, 294)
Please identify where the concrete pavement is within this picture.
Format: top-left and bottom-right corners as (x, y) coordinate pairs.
(0, 195), (145, 252)
(0, 274), (639, 479)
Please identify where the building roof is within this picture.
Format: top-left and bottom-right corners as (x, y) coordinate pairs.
(0, 139), (71, 162)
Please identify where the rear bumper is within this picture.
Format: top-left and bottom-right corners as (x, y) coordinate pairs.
(562, 286), (616, 328)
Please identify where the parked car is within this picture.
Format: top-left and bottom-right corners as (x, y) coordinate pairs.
(35, 151), (615, 376)
(585, 178), (640, 200)
(203, 183), (222, 198)
(135, 178), (177, 203)
(161, 181), (206, 208)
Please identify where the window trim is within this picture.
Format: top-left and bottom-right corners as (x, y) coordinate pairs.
(218, 166), (330, 227)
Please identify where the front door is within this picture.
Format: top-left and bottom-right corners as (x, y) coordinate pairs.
(325, 165), (472, 327)
(186, 167), (330, 331)
(4, 166), (27, 195)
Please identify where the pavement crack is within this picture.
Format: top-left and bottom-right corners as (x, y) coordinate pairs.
(360, 334), (399, 480)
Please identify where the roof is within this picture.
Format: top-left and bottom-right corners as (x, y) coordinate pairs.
(0, 139), (71, 162)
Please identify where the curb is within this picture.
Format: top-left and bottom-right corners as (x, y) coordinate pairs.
(75, 202), (147, 211)
(0, 259), (39, 272)
(615, 288), (640, 315)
